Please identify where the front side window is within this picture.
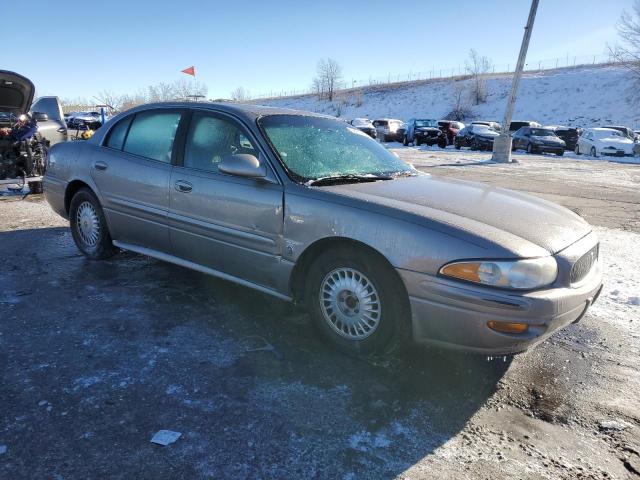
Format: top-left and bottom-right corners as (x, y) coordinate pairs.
(259, 114), (411, 182)
(123, 110), (182, 163)
(183, 113), (257, 173)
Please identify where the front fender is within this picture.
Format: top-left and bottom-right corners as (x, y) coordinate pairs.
(283, 187), (494, 276)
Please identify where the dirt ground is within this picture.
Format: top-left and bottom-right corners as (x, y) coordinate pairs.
(0, 149), (639, 479)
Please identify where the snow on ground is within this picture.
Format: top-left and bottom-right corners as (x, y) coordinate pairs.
(260, 64), (640, 129)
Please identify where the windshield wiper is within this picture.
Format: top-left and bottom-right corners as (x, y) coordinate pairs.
(307, 174), (393, 187)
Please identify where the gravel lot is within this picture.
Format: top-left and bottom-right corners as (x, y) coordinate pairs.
(1, 149), (639, 479)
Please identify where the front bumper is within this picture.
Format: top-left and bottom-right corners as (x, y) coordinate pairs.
(532, 143), (564, 154)
(399, 233), (603, 355)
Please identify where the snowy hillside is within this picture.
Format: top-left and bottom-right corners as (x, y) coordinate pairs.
(258, 65), (639, 129)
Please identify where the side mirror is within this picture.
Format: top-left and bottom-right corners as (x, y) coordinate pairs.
(33, 112), (49, 122)
(218, 153), (267, 179)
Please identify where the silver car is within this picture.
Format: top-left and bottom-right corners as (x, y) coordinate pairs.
(44, 103), (603, 355)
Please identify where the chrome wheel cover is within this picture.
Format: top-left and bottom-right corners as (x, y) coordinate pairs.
(319, 267), (381, 340)
(76, 201), (100, 247)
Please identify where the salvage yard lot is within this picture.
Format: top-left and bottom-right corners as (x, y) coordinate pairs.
(1, 149), (639, 479)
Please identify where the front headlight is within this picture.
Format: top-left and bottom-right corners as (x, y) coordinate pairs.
(439, 257), (558, 290)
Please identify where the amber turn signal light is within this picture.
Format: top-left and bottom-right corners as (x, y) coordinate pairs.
(487, 320), (529, 334)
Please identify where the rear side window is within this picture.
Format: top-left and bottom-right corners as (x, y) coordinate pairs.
(105, 116), (132, 150)
(123, 110), (182, 163)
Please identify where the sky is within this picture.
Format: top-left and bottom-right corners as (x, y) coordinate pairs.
(2, 0), (633, 101)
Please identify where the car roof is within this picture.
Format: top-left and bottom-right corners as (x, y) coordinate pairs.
(125, 101), (334, 123)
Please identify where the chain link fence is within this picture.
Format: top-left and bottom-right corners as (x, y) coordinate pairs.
(252, 53), (621, 100)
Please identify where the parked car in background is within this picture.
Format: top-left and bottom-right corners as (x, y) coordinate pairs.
(0, 70), (65, 180)
(350, 118), (377, 138)
(43, 102), (603, 355)
(438, 120), (464, 145)
(71, 111), (102, 130)
(403, 118), (446, 147)
(604, 125), (635, 141)
(29, 96), (68, 146)
(512, 127), (565, 156)
(548, 126), (580, 151)
(575, 128), (635, 157)
(509, 120), (541, 134)
(472, 121), (501, 132)
(454, 124), (500, 150)
(372, 118), (404, 142)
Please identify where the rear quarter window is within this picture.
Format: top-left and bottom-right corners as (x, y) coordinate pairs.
(105, 116), (133, 150)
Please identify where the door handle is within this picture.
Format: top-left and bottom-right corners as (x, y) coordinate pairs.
(174, 180), (193, 193)
(93, 161), (108, 171)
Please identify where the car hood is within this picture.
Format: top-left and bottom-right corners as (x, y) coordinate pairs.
(320, 175), (591, 256)
(0, 70), (35, 116)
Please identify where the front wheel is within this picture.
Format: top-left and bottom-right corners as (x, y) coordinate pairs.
(590, 147), (597, 157)
(402, 135), (408, 146)
(438, 137), (447, 149)
(70, 188), (116, 260)
(305, 248), (409, 356)
(527, 143), (534, 154)
(454, 140), (461, 150)
(414, 137), (421, 147)
(556, 150), (564, 157)
(575, 145), (581, 155)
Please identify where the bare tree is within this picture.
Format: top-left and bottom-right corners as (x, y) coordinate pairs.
(609, 0), (640, 81)
(445, 81), (472, 121)
(465, 49), (492, 105)
(313, 58), (342, 101)
(230, 86), (251, 102)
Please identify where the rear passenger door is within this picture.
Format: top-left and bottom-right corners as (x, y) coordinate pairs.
(91, 108), (185, 252)
(168, 109), (284, 289)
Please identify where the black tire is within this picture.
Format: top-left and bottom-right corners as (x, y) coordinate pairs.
(454, 140), (461, 150)
(403, 135), (408, 146)
(590, 147), (597, 157)
(414, 137), (421, 147)
(438, 137), (447, 149)
(470, 139), (478, 150)
(556, 150), (564, 157)
(575, 145), (581, 155)
(69, 188), (116, 260)
(527, 143), (534, 154)
(305, 247), (409, 356)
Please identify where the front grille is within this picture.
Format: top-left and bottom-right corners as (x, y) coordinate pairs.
(571, 244), (599, 284)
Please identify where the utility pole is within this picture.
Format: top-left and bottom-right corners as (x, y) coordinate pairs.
(492, 0), (540, 163)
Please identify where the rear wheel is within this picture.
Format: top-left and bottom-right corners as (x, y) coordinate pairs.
(402, 135), (408, 146)
(414, 137), (421, 147)
(454, 139), (461, 150)
(69, 188), (116, 260)
(305, 248), (409, 356)
(590, 147), (597, 157)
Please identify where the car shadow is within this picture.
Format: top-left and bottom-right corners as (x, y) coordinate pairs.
(0, 226), (511, 478)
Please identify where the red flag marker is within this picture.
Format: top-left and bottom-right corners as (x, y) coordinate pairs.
(181, 66), (196, 76)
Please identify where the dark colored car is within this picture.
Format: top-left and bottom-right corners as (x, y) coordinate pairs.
(603, 125), (636, 141)
(403, 118), (446, 147)
(512, 127), (565, 156)
(454, 124), (499, 150)
(508, 120), (540, 134)
(472, 121), (501, 132)
(550, 126), (580, 151)
(349, 118), (377, 138)
(438, 120), (464, 145)
(71, 111), (102, 130)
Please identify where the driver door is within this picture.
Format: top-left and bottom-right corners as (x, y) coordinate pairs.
(169, 110), (284, 290)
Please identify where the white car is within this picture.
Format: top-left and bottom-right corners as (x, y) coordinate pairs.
(575, 128), (635, 157)
(372, 118), (404, 142)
